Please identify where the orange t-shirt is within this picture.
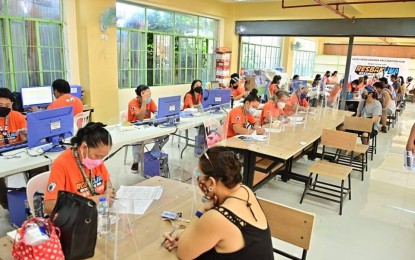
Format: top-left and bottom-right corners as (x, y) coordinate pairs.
(183, 93), (202, 109)
(0, 110), (27, 146)
(260, 101), (285, 125)
(268, 84), (279, 97)
(226, 106), (256, 138)
(44, 149), (110, 201)
(285, 94), (309, 115)
(47, 94), (83, 116)
(328, 85), (341, 103)
(128, 98), (157, 122)
(231, 86), (245, 98)
(355, 83), (365, 92)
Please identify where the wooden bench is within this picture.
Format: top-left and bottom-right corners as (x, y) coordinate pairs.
(258, 198), (315, 260)
(300, 129), (355, 215)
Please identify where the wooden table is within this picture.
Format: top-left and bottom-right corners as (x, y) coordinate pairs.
(0, 177), (199, 260)
(217, 108), (354, 189)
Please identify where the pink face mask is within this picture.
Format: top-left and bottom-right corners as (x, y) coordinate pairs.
(81, 147), (104, 170)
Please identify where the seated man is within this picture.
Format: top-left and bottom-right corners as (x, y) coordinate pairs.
(33, 79), (83, 116)
(128, 85), (169, 173)
(355, 86), (382, 145)
(0, 88), (27, 210)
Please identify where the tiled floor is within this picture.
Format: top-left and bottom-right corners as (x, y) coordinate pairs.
(1, 104), (415, 259)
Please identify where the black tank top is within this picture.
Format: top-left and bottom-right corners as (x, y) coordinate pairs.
(196, 206), (274, 260)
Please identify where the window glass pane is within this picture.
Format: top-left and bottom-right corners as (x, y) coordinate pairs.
(0, 0), (5, 15)
(147, 8), (174, 33)
(9, 0), (61, 20)
(198, 17), (217, 38)
(175, 13), (197, 36)
(116, 2), (145, 29)
(240, 36), (282, 70)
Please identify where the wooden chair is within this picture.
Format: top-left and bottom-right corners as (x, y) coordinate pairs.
(258, 198), (314, 260)
(341, 116), (371, 180)
(300, 129), (355, 215)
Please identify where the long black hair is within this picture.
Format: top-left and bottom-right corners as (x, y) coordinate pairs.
(243, 89), (260, 104)
(71, 122), (112, 148)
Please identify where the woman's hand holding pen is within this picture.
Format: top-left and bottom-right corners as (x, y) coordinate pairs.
(162, 229), (183, 251)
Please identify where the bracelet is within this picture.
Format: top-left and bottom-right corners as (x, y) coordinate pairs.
(195, 210), (203, 218)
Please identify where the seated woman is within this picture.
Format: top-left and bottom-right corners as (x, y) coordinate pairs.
(225, 89), (265, 138)
(260, 90), (289, 125)
(327, 83), (341, 107)
(163, 146), (274, 260)
(183, 80), (203, 109)
(44, 122), (114, 214)
(284, 85), (309, 115)
(268, 75), (281, 98)
(229, 76), (246, 101)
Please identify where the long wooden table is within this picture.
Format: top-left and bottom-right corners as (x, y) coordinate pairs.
(0, 177), (199, 260)
(217, 108), (354, 189)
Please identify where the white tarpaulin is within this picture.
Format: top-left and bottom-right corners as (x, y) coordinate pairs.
(349, 56), (410, 81)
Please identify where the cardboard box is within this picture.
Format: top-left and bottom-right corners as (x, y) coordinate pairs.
(216, 70), (230, 76)
(216, 53), (231, 60)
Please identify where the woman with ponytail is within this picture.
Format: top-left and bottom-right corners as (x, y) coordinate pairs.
(44, 122), (114, 214)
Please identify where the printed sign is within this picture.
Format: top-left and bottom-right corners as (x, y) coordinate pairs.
(349, 56), (409, 81)
(50, 121), (61, 130)
(214, 97), (222, 102)
(169, 105), (176, 112)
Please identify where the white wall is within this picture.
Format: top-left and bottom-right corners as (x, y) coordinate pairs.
(117, 84), (191, 120)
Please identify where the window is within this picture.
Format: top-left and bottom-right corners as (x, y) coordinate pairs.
(240, 36), (282, 71)
(0, 0), (64, 91)
(292, 38), (317, 78)
(116, 2), (218, 88)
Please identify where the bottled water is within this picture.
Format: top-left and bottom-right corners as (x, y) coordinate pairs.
(97, 197), (109, 237)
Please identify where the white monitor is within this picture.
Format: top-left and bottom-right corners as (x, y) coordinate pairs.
(21, 86), (53, 109)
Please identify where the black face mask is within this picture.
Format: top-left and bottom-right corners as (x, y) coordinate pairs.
(232, 85), (238, 90)
(0, 107), (11, 117)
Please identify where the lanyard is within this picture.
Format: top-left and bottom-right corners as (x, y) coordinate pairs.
(0, 116), (9, 144)
(73, 148), (98, 196)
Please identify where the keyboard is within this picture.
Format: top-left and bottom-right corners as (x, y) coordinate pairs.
(132, 119), (152, 126)
(0, 143), (28, 154)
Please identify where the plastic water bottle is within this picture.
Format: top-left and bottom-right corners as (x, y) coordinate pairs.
(97, 197), (109, 237)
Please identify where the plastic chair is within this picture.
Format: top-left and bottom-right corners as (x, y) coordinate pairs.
(26, 171), (50, 217)
(74, 110), (91, 134)
(204, 118), (225, 148)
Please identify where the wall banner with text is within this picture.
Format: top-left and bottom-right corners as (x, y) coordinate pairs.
(349, 56), (409, 81)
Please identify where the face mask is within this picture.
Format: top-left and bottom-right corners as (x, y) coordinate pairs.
(300, 93), (307, 99)
(247, 107), (256, 115)
(82, 147), (104, 170)
(277, 102), (286, 109)
(232, 85), (238, 90)
(0, 107), (11, 117)
(146, 98), (151, 105)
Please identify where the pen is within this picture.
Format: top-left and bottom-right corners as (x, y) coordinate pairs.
(160, 227), (177, 247)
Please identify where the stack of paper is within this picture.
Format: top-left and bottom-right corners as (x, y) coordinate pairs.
(112, 186), (163, 215)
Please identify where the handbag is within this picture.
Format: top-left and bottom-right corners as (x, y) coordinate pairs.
(12, 217), (64, 260)
(50, 190), (98, 260)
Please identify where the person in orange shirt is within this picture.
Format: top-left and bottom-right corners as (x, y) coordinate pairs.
(44, 79), (83, 116)
(260, 90), (289, 125)
(183, 80), (203, 109)
(226, 89), (265, 138)
(44, 122), (114, 214)
(128, 85), (168, 173)
(229, 76), (245, 101)
(0, 88), (27, 210)
(268, 75), (281, 98)
(327, 84), (341, 107)
(285, 85), (309, 116)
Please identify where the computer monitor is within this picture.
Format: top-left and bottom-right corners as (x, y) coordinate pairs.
(21, 86), (54, 109)
(202, 89), (231, 113)
(27, 107), (74, 152)
(155, 95), (181, 127)
(70, 85), (83, 99)
(291, 80), (308, 93)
